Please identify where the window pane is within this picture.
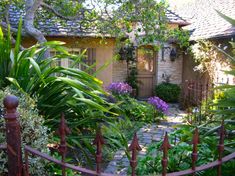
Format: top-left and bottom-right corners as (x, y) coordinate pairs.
(137, 47), (154, 73)
(51, 48), (96, 74)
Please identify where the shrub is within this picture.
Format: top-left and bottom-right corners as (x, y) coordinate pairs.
(0, 87), (50, 175)
(155, 83), (181, 103)
(115, 95), (163, 123)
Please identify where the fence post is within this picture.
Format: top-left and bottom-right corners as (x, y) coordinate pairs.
(93, 128), (105, 174)
(160, 132), (171, 176)
(3, 95), (23, 176)
(217, 120), (225, 176)
(192, 128), (199, 176)
(129, 133), (141, 176)
(57, 113), (71, 176)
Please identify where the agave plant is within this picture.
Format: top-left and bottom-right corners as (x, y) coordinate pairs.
(0, 19), (125, 164)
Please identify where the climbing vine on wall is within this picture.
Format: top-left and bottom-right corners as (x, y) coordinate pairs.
(191, 40), (231, 81)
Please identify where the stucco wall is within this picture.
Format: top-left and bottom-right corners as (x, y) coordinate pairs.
(96, 46), (114, 87)
(157, 44), (183, 85)
(182, 53), (209, 84)
(22, 36), (115, 87)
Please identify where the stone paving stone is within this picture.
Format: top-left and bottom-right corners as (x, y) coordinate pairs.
(142, 139), (152, 144)
(115, 150), (125, 156)
(104, 105), (186, 175)
(109, 160), (118, 166)
(117, 168), (128, 176)
(114, 154), (123, 160)
(120, 161), (129, 167)
(152, 135), (162, 141)
(142, 136), (152, 140)
(104, 166), (117, 173)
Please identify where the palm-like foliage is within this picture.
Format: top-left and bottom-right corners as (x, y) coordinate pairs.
(0, 20), (123, 163)
(213, 12), (235, 119)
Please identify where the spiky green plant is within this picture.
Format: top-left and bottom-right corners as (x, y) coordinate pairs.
(0, 18), (124, 165)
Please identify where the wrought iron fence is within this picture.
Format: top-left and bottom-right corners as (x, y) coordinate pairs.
(0, 95), (235, 176)
(181, 80), (214, 109)
(180, 80), (216, 124)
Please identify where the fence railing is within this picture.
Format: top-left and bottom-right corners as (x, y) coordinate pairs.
(181, 80), (216, 124)
(181, 80), (214, 109)
(0, 95), (235, 176)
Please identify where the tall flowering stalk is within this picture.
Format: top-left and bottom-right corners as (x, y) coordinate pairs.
(107, 82), (132, 95)
(147, 96), (168, 114)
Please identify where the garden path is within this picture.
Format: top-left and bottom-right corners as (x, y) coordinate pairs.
(104, 104), (186, 175)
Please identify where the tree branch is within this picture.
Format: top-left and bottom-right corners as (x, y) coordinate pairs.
(41, 2), (98, 23)
(41, 2), (84, 20)
(24, 0), (49, 58)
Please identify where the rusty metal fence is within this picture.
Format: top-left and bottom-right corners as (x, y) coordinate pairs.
(180, 80), (216, 124)
(0, 95), (235, 176)
(181, 80), (214, 109)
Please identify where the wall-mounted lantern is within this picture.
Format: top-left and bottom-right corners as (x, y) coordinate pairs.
(169, 48), (177, 62)
(161, 45), (179, 62)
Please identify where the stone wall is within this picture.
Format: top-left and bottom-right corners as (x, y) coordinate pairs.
(157, 44), (183, 85)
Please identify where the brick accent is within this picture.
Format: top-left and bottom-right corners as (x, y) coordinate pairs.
(157, 46), (183, 85)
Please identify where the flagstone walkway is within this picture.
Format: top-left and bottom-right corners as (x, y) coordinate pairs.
(104, 104), (186, 175)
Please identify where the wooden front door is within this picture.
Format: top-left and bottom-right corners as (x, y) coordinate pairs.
(137, 46), (156, 98)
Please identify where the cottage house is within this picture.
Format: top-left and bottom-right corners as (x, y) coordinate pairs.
(177, 0), (235, 86)
(9, 6), (189, 98)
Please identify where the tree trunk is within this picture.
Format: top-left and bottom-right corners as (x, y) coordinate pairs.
(24, 0), (50, 58)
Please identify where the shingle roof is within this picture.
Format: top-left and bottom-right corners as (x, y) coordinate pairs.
(166, 9), (189, 26)
(174, 0), (235, 40)
(9, 6), (97, 37)
(8, 6), (188, 37)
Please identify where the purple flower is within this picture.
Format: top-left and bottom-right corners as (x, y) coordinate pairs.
(147, 96), (169, 113)
(107, 82), (132, 95)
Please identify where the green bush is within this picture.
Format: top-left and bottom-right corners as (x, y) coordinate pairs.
(155, 83), (181, 103)
(0, 87), (50, 175)
(114, 95), (163, 123)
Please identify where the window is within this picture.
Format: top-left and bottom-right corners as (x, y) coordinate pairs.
(50, 48), (96, 75)
(137, 47), (154, 73)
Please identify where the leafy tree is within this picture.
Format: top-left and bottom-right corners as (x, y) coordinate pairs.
(0, 0), (189, 51)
